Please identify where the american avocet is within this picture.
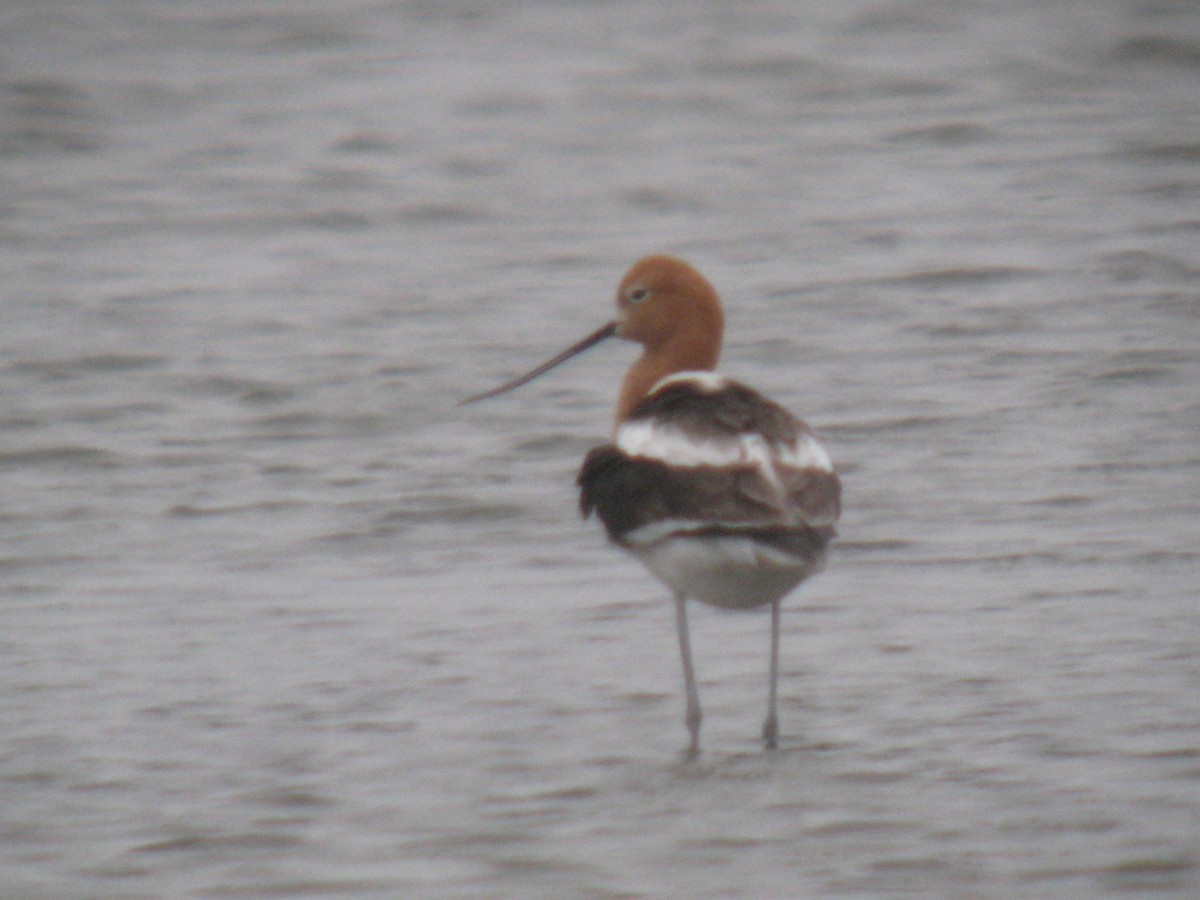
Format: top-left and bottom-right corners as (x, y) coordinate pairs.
(463, 255), (841, 757)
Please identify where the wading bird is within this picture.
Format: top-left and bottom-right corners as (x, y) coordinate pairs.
(463, 255), (840, 757)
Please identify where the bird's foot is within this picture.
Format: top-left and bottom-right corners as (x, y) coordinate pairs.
(762, 716), (778, 751)
(682, 701), (702, 761)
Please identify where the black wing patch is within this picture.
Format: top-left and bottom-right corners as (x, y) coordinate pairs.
(577, 444), (841, 547)
(625, 379), (800, 446)
(580, 375), (840, 560)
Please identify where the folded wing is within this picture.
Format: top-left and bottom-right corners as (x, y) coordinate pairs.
(578, 376), (841, 554)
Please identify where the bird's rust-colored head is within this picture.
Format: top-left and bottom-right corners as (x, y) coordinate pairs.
(611, 255), (725, 424)
(614, 255), (724, 353)
(461, 255), (727, 429)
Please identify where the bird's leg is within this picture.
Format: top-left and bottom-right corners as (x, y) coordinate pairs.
(673, 591), (701, 759)
(763, 599), (781, 750)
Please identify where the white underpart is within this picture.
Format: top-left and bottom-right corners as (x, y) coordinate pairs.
(622, 518), (776, 547)
(631, 534), (822, 610)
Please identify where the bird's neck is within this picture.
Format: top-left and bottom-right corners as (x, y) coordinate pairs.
(614, 332), (721, 430)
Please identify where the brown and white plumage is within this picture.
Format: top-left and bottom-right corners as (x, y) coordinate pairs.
(463, 255), (841, 756)
(579, 373), (839, 609)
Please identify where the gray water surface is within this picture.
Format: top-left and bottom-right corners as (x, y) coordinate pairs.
(3, 1), (1199, 897)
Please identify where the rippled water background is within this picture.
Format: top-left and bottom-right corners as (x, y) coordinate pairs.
(3, 1), (1199, 896)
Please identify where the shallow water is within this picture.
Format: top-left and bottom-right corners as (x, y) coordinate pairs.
(2, 0), (1199, 896)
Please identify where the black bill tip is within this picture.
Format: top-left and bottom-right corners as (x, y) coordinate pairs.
(459, 320), (618, 407)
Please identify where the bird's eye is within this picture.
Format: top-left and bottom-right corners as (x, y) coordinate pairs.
(628, 288), (649, 304)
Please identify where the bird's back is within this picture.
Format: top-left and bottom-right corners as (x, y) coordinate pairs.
(578, 372), (840, 609)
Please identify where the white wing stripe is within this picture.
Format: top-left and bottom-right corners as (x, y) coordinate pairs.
(615, 419), (833, 473)
(625, 519), (773, 546)
(648, 371), (729, 394)
(789, 433), (833, 472)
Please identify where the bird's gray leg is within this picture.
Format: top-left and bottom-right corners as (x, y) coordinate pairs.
(673, 591), (701, 759)
(763, 599), (781, 750)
